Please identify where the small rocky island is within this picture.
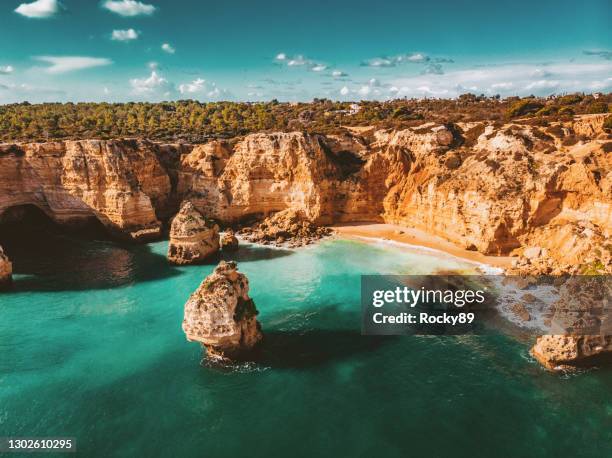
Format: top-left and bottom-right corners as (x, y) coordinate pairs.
(220, 229), (239, 251)
(182, 261), (263, 360)
(168, 201), (220, 265)
(0, 245), (11, 289)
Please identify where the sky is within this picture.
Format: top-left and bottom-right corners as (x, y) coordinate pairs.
(0, 0), (610, 103)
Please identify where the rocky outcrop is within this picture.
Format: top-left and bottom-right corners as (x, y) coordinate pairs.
(0, 139), (181, 241)
(532, 335), (612, 371)
(220, 229), (239, 251)
(167, 201), (219, 264)
(1, 119), (609, 266)
(529, 276), (611, 371)
(0, 245), (12, 289)
(2, 119), (611, 371)
(182, 261), (262, 360)
(239, 208), (333, 247)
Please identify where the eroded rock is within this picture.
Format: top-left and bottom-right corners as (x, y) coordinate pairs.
(240, 208), (333, 247)
(532, 335), (612, 371)
(220, 229), (239, 251)
(168, 201), (219, 265)
(530, 276), (612, 371)
(182, 261), (262, 360)
(0, 245), (12, 289)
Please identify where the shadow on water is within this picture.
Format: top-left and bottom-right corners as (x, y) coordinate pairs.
(219, 243), (294, 263)
(254, 330), (395, 369)
(0, 213), (184, 292)
(0, 226), (294, 294)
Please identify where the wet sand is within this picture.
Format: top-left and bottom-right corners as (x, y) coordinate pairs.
(332, 222), (513, 271)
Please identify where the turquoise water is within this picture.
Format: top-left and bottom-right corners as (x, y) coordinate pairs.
(1, 234), (611, 457)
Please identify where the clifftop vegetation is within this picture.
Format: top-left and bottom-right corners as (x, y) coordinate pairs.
(0, 93), (609, 142)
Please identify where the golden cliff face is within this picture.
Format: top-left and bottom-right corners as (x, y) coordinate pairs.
(0, 117), (609, 272)
(0, 139), (174, 241)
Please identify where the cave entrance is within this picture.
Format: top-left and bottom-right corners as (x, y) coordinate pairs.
(0, 204), (109, 241)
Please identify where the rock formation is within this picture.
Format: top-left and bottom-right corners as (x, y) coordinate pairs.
(0, 245), (12, 289)
(220, 229), (239, 251)
(532, 335), (612, 371)
(182, 261), (262, 360)
(239, 208), (333, 247)
(168, 201), (219, 264)
(2, 119), (609, 264)
(2, 116), (611, 369)
(529, 276), (611, 371)
(0, 139), (182, 241)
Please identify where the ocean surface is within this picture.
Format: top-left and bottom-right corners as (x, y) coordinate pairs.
(1, 232), (611, 457)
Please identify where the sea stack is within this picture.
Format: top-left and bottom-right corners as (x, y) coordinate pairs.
(0, 245), (12, 289)
(182, 261), (263, 360)
(220, 229), (239, 251)
(168, 201), (220, 265)
(530, 276), (612, 371)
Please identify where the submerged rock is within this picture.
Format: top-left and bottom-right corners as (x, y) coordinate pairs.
(0, 245), (12, 289)
(220, 229), (239, 251)
(168, 201), (220, 265)
(182, 261), (262, 360)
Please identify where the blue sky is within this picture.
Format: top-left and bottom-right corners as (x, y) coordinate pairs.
(0, 0), (610, 103)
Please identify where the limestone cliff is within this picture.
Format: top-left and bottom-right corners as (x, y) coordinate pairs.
(1, 116), (611, 369)
(167, 201), (220, 264)
(0, 245), (11, 289)
(3, 119), (608, 265)
(0, 139), (178, 241)
(182, 261), (262, 360)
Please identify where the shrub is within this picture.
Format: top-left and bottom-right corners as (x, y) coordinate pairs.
(603, 116), (612, 130)
(536, 105), (557, 116)
(506, 100), (544, 118)
(586, 102), (608, 114)
(558, 94), (583, 105)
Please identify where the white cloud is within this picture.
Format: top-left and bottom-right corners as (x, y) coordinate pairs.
(340, 86), (349, 96)
(178, 78), (205, 94)
(102, 0), (155, 17)
(111, 28), (139, 41)
(287, 55), (309, 66)
(524, 80), (560, 90)
(406, 53), (427, 63)
(358, 85), (371, 96)
(275, 53), (328, 73)
(161, 43), (175, 54)
(491, 82), (513, 89)
(387, 62), (612, 98)
(35, 56), (112, 74)
(530, 69), (552, 78)
(178, 77), (229, 100)
(332, 70), (348, 78)
(0, 66), (14, 74)
(362, 52), (438, 67)
(14, 0), (59, 18)
(130, 70), (170, 94)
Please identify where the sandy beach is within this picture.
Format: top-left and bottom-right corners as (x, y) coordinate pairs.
(333, 223), (513, 271)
